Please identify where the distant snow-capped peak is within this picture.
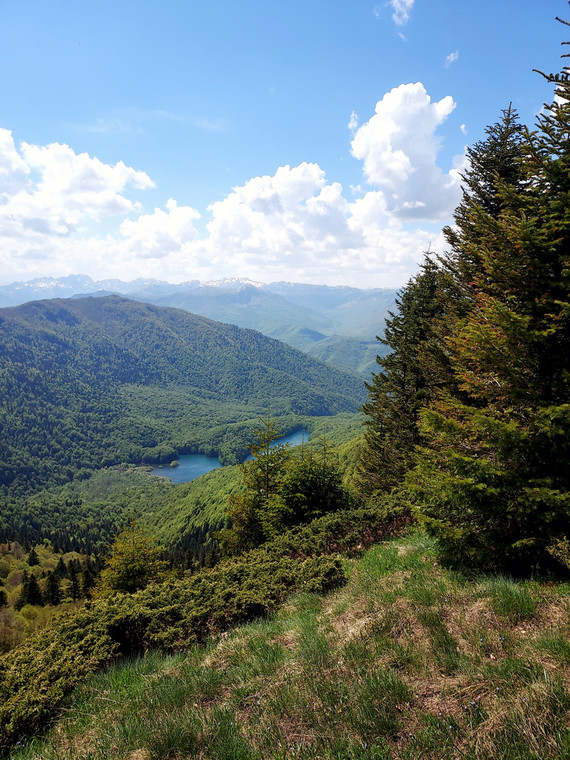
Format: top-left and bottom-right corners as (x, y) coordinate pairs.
(202, 276), (264, 289)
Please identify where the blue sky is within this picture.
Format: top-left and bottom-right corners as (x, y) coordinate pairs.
(0, 0), (565, 287)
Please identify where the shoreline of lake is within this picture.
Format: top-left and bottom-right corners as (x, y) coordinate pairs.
(150, 429), (310, 484)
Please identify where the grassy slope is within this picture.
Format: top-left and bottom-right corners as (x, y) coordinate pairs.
(10, 530), (570, 760)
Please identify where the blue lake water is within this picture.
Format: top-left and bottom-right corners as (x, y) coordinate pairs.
(150, 453), (223, 484)
(150, 429), (310, 484)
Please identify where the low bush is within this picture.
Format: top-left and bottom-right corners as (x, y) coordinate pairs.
(0, 501), (410, 753)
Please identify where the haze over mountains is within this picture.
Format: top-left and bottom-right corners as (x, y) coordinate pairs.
(0, 276), (397, 375)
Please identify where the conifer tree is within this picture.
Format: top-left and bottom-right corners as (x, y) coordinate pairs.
(68, 563), (81, 601)
(44, 571), (61, 606)
(81, 564), (95, 598)
(442, 105), (527, 310)
(54, 556), (67, 578)
(277, 448), (351, 528)
(16, 572), (44, 608)
(217, 414), (292, 555)
(412, 44), (570, 571)
(358, 257), (444, 495)
(27, 573), (44, 606)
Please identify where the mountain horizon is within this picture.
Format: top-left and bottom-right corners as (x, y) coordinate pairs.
(0, 275), (397, 376)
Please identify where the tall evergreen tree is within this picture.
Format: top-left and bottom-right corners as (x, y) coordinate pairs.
(442, 105), (527, 307)
(54, 557), (67, 578)
(27, 546), (39, 567)
(412, 49), (570, 571)
(81, 564), (95, 599)
(16, 572), (44, 609)
(358, 258), (444, 495)
(67, 563), (81, 601)
(44, 571), (61, 606)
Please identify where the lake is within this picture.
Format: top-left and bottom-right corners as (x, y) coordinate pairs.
(150, 429), (310, 483)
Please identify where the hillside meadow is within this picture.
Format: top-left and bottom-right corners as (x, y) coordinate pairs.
(7, 527), (570, 760)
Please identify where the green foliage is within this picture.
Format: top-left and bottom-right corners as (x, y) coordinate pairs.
(0, 541), (98, 653)
(361, 50), (570, 572)
(278, 452), (349, 524)
(411, 84), (570, 571)
(547, 536), (570, 572)
(8, 530), (570, 760)
(359, 258), (444, 495)
(442, 104), (527, 310)
(94, 522), (169, 597)
(43, 572), (62, 606)
(218, 417), (355, 555)
(0, 501), (409, 752)
(14, 571), (43, 609)
(0, 295), (364, 503)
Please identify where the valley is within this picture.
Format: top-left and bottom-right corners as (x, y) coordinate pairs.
(2, 4), (569, 758)
(0, 293), (365, 555)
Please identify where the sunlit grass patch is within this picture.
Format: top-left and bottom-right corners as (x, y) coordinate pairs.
(8, 530), (570, 760)
(537, 632), (570, 665)
(486, 577), (539, 623)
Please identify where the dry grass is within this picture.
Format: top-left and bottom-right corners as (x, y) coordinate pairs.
(11, 531), (570, 760)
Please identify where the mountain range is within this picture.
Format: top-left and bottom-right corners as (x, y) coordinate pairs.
(0, 276), (397, 375)
(0, 294), (365, 499)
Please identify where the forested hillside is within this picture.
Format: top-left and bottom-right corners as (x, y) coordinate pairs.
(1, 14), (570, 760)
(0, 295), (364, 499)
(146, 283), (397, 374)
(0, 278), (397, 375)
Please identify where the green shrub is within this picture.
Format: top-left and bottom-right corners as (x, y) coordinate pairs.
(0, 501), (409, 752)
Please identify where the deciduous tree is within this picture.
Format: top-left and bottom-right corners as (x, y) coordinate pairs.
(93, 521), (169, 597)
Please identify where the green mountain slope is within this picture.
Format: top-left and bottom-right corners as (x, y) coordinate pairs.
(139, 283), (397, 375)
(0, 277), (397, 375)
(150, 284), (331, 337)
(0, 295), (364, 499)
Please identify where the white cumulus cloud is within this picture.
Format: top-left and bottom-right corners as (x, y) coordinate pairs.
(0, 79), (464, 287)
(120, 199), (201, 259)
(350, 82), (463, 220)
(203, 163), (363, 281)
(0, 129), (154, 242)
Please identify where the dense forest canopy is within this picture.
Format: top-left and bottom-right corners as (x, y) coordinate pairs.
(0, 295), (364, 501)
